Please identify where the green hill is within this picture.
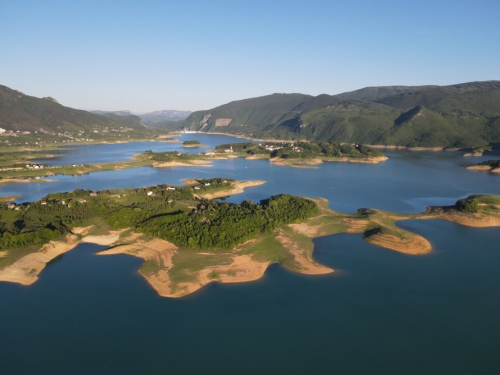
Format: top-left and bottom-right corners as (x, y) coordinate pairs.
(181, 81), (500, 147)
(0, 85), (160, 143)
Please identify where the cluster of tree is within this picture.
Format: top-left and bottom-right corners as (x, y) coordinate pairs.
(139, 194), (318, 249)
(182, 140), (201, 145)
(215, 142), (256, 151)
(455, 198), (479, 213)
(479, 160), (500, 168)
(271, 142), (383, 159)
(143, 151), (198, 162)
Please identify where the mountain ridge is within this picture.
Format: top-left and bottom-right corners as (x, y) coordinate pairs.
(180, 81), (500, 147)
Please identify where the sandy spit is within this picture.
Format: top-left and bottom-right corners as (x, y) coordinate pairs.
(198, 180), (266, 199)
(0, 178), (54, 185)
(365, 232), (432, 255)
(153, 160), (212, 168)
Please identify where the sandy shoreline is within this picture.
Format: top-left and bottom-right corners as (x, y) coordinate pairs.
(181, 144), (207, 148)
(269, 155), (388, 168)
(0, 229), (126, 286)
(466, 165), (500, 173)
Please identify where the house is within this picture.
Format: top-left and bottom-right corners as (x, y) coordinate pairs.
(90, 192), (97, 197)
(79, 198), (87, 203)
(147, 191), (154, 196)
(167, 199), (173, 203)
(194, 186), (200, 190)
(7, 203), (15, 209)
(166, 187), (176, 190)
(61, 200), (66, 204)
(40, 201), (47, 205)
(223, 180), (228, 183)
(224, 146), (234, 153)
(205, 183), (210, 186)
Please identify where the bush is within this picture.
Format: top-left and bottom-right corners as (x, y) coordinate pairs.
(455, 199), (479, 213)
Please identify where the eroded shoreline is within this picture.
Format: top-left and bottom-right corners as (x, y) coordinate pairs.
(2, 195), (499, 298)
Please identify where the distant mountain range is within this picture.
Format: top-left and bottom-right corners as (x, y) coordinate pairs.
(2, 81), (500, 147)
(91, 109), (191, 127)
(181, 81), (500, 148)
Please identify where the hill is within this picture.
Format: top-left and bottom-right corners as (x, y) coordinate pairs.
(0, 85), (161, 143)
(91, 111), (148, 128)
(181, 81), (500, 147)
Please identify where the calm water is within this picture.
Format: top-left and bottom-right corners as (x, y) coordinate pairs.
(1, 136), (500, 374)
(32, 133), (256, 166)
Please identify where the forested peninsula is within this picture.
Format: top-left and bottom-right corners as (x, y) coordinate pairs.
(1, 180), (499, 298)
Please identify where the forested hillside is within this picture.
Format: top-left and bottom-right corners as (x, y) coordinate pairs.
(0, 85), (160, 142)
(181, 81), (500, 147)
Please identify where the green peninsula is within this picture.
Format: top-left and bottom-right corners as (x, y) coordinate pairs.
(1, 181), (500, 298)
(0, 141), (387, 184)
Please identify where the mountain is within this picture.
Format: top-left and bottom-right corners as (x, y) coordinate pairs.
(140, 110), (192, 126)
(181, 81), (500, 147)
(90, 110), (148, 128)
(0, 85), (156, 140)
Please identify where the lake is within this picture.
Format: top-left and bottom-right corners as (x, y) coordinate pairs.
(1, 135), (499, 374)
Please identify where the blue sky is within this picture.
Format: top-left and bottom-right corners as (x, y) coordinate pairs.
(1, 0), (499, 112)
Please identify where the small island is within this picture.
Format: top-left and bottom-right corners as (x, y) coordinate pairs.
(1, 179), (499, 298)
(467, 160), (500, 174)
(182, 140), (207, 148)
(213, 141), (388, 167)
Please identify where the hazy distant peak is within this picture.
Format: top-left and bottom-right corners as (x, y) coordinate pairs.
(139, 110), (192, 125)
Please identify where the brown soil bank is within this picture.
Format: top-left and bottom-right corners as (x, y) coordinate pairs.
(467, 165), (500, 174)
(1, 195), (499, 298)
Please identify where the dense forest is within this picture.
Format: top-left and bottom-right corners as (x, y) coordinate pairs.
(0, 179), (317, 250)
(139, 194), (318, 249)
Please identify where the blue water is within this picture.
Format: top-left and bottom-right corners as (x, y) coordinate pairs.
(33, 133), (257, 166)
(1, 136), (500, 374)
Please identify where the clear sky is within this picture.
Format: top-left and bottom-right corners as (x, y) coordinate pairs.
(1, 0), (499, 112)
